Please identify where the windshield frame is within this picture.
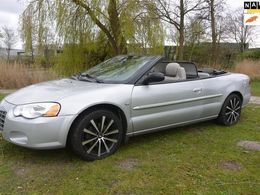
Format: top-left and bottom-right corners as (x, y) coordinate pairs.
(73, 55), (161, 84)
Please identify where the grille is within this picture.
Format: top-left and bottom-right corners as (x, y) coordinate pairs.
(0, 110), (7, 131)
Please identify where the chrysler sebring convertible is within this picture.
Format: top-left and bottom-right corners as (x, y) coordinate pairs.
(0, 55), (251, 160)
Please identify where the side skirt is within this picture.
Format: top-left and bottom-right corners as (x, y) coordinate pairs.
(126, 115), (218, 137)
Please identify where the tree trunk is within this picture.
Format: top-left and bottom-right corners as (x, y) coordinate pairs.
(31, 50), (34, 63)
(210, 0), (217, 65)
(6, 48), (10, 62)
(72, 0), (121, 56)
(108, 0), (127, 55)
(241, 25), (248, 53)
(178, 0), (185, 60)
(31, 42), (34, 64)
(189, 42), (195, 61)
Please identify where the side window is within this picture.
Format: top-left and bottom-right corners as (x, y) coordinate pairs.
(150, 62), (167, 74)
(137, 62), (167, 85)
(178, 62), (198, 79)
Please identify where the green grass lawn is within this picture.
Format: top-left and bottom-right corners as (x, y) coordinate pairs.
(252, 80), (260, 96)
(0, 93), (5, 101)
(0, 91), (259, 194)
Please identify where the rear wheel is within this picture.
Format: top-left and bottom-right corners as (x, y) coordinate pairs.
(217, 94), (242, 126)
(69, 110), (123, 161)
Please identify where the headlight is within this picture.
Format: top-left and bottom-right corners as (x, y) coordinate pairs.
(13, 103), (61, 119)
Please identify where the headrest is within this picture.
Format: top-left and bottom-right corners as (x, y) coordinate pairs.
(166, 63), (181, 77)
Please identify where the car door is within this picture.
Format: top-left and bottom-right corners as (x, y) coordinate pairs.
(131, 80), (205, 134)
(200, 77), (227, 118)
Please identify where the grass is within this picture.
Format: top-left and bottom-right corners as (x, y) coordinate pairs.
(252, 80), (260, 97)
(234, 59), (260, 80)
(233, 60), (260, 96)
(0, 94), (5, 101)
(0, 60), (57, 89)
(0, 92), (259, 194)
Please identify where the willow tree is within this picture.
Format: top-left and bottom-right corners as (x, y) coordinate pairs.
(21, 0), (164, 62)
(125, 1), (165, 54)
(185, 19), (205, 61)
(21, 3), (36, 62)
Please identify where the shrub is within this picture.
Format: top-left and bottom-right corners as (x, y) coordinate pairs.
(0, 60), (58, 89)
(239, 49), (260, 60)
(234, 59), (260, 80)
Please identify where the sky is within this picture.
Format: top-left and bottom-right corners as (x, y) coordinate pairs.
(0, 0), (259, 49)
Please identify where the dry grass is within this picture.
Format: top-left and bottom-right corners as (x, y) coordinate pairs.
(1, 59), (260, 89)
(0, 61), (58, 89)
(234, 59), (260, 80)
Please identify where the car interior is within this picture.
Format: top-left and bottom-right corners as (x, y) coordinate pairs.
(163, 63), (187, 81)
(149, 61), (200, 82)
(139, 60), (227, 85)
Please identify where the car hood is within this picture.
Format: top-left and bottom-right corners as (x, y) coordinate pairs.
(5, 79), (105, 105)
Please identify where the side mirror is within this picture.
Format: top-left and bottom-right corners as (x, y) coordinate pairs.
(142, 72), (165, 85)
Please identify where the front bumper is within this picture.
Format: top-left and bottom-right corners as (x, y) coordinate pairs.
(0, 100), (75, 149)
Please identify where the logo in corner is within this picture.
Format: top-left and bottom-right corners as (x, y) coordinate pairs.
(244, 1), (260, 25)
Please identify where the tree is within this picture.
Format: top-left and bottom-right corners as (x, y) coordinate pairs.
(21, 3), (37, 62)
(22, 0), (164, 58)
(152, 0), (204, 60)
(0, 32), (2, 43)
(204, 0), (225, 65)
(207, 0), (217, 65)
(127, 1), (164, 54)
(226, 8), (254, 53)
(185, 17), (205, 60)
(1, 26), (17, 62)
(71, 0), (127, 55)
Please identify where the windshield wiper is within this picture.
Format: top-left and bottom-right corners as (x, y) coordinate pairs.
(77, 73), (104, 83)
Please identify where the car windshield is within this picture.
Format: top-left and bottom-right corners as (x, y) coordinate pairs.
(82, 55), (154, 83)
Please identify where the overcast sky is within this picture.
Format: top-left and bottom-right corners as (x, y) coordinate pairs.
(0, 0), (258, 49)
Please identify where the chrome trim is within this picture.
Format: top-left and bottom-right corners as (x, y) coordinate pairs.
(133, 94), (223, 110)
(127, 115), (218, 136)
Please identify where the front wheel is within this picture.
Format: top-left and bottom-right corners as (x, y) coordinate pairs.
(217, 94), (242, 126)
(69, 110), (123, 161)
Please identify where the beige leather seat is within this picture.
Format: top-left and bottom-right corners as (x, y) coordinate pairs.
(164, 63), (186, 81)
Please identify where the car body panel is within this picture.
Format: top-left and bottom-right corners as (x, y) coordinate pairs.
(201, 73), (251, 118)
(5, 79), (109, 105)
(131, 80), (205, 132)
(0, 100), (75, 148)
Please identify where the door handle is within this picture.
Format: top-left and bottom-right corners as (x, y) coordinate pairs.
(193, 88), (202, 93)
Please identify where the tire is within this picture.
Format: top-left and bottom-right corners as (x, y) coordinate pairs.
(69, 110), (123, 161)
(217, 94), (242, 126)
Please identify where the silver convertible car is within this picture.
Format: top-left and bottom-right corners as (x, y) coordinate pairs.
(0, 56), (251, 160)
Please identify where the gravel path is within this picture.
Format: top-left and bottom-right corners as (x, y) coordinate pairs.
(250, 96), (260, 104)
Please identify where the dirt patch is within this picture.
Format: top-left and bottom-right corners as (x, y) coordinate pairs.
(237, 141), (260, 151)
(117, 158), (139, 170)
(219, 160), (242, 171)
(250, 96), (260, 105)
(12, 167), (31, 177)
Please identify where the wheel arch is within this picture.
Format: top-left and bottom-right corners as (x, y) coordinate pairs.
(217, 91), (243, 125)
(228, 91), (243, 104)
(218, 91), (244, 117)
(66, 103), (128, 146)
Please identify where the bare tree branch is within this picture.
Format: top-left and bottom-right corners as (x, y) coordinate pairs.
(1, 26), (17, 62)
